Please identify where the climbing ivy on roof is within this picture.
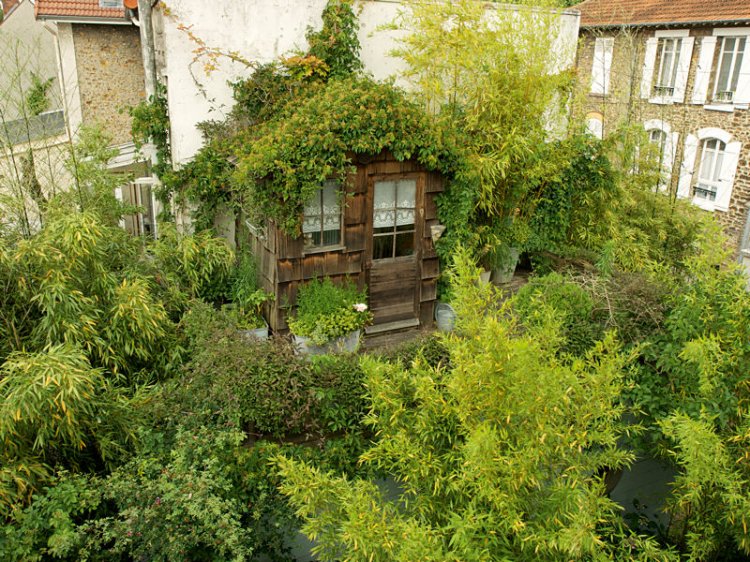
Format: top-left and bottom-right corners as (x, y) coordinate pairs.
(232, 76), (465, 236)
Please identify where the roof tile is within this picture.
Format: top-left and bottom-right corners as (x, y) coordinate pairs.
(576, 0), (750, 27)
(35, 0), (126, 21)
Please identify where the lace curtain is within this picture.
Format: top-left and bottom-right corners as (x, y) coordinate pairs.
(373, 180), (416, 229)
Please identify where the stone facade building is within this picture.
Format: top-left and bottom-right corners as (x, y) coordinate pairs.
(34, 0), (156, 236)
(575, 0), (750, 260)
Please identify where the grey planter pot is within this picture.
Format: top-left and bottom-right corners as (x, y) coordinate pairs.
(238, 322), (269, 340)
(293, 329), (361, 356)
(435, 302), (457, 333)
(491, 248), (520, 285)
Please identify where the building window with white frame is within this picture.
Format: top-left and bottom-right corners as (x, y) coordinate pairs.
(713, 36), (746, 102)
(654, 37), (682, 96)
(302, 180), (342, 249)
(694, 138), (725, 202)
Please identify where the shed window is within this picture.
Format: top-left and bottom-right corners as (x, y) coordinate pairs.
(373, 179), (416, 260)
(303, 180), (341, 249)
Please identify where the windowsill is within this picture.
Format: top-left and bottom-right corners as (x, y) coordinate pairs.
(691, 197), (728, 213)
(703, 103), (735, 113)
(649, 96), (675, 105)
(302, 244), (346, 256)
(691, 197), (716, 212)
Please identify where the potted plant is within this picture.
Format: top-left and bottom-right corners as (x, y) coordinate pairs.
(223, 288), (273, 339)
(287, 277), (372, 355)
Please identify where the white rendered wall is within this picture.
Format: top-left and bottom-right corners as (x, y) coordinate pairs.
(160, 0), (579, 165)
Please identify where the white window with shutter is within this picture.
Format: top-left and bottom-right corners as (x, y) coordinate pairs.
(692, 37), (718, 104)
(591, 37), (614, 95)
(688, 128), (741, 212)
(678, 134), (699, 199)
(709, 28), (750, 109)
(643, 30), (693, 104)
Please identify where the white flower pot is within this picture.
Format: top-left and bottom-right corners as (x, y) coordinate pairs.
(294, 329), (360, 355)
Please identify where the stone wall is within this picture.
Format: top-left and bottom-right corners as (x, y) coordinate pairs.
(578, 27), (750, 253)
(72, 24), (144, 145)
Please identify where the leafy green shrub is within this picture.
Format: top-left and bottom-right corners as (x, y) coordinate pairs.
(512, 272), (604, 357)
(2, 431), (298, 562)
(168, 333), (316, 437)
(377, 334), (451, 371)
(288, 277), (371, 345)
(147, 224), (234, 307)
(276, 250), (669, 561)
(310, 354), (368, 433)
(0, 346), (142, 515)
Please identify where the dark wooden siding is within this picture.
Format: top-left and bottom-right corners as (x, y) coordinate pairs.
(246, 151), (446, 334)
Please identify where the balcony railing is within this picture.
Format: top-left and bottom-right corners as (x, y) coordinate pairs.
(714, 90), (734, 103)
(694, 184), (717, 201)
(653, 84), (675, 97)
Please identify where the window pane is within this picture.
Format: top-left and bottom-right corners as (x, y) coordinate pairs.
(717, 39), (735, 92)
(668, 39), (681, 87)
(396, 179), (416, 208)
(395, 233), (414, 257)
(374, 181), (396, 229)
(303, 181), (342, 248)
(373, 235), (393, 260)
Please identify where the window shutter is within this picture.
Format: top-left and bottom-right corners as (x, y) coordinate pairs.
(673, 36), (694, 103)
(591, 38), (614, 95)
(641, 37), (658, 99)
(668, 132), (679, 167)
(735, 41), (750, 105)
(677, 134), (698, 198)
(715, 141), (741, 211)
(691, 36), (717, 104)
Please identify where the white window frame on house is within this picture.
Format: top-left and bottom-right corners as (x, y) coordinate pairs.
(677, 127), (742, 213)
(712, 35), (746, 103)
(695, 29), (750, 109)
(642, 30), (694, 104)
(643, 119), (678, 191)
(302, 179), (344, 253)
(590, 37), (614, 96)
(585, 113), (603, 139)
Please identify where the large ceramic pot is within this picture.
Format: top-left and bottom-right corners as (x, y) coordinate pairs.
(294, 329), (360, 356)
(491, 247), (520, 285)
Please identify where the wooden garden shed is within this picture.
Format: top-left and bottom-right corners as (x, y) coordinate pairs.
(248, 150), (445, 336)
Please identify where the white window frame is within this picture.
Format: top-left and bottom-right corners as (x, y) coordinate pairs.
(694, 138), (725, 204)
(586, 115), (603, 139)
(705, 27), (750, 110)
(654, 37), (682, 96)
(590, 37), (614, 96)
(643, 119), (678, 190)
(680, 128), (742, 212)
(302, 180), (344, 253)
(643, 30), (694, 104)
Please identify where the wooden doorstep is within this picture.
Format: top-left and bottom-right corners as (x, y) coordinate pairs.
(364, 317), (420, 335)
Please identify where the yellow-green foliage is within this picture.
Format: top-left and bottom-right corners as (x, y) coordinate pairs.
(0, 346), (142, 515)
(276, 251), (672, 561)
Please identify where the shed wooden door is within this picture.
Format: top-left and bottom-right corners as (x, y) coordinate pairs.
(366, 174), (423, 325)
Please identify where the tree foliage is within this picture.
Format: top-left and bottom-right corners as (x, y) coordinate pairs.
(277, 252), (671, 561)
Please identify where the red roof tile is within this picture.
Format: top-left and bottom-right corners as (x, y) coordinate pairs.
(576, 0), (750, 28)
(35, 0), (127, 21)
(2, 0), (21, 20)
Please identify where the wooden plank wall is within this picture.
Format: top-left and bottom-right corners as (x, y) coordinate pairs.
(248, 151), (446, 334)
